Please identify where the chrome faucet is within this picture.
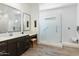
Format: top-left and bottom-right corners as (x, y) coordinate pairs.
(9, 32), (13, 36)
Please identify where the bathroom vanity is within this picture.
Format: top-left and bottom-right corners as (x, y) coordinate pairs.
(0, 4), (32, 56)
(0, 35), (31, 56)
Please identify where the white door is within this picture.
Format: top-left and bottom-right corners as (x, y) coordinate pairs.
(39, 14), (61, 45)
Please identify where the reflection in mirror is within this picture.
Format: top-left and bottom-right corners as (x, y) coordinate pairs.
(0, 4), (9, 33)
(0, 4), (21, 33)
(7, 5), (21, 32)
(23, 13), (31, 31)
(8, 10), (21, 32)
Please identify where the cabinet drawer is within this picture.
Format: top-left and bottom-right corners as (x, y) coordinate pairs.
(8, 39), (17, 43)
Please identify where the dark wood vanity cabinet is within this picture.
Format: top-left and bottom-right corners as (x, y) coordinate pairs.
(0, 35), (31, 56)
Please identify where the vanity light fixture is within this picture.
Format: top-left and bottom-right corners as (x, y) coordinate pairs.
(27, 21), (29, 28)
(34, 20), (37, 27)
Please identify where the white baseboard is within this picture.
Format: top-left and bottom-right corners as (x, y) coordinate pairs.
(62, 42), (79, 48)
(38, 41), (62, 48)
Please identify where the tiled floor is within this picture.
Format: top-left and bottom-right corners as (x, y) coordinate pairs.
(22, 44), (79, 56)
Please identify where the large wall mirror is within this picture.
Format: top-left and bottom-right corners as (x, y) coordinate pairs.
(23, 13), (31, 31)
(0, 4), (21, 33)
(8, 7), (21, 32)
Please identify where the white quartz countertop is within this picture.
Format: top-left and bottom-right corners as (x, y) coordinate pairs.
(0, 34), (28, 42)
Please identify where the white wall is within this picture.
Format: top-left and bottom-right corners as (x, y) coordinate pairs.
(62, 4), (77, 42)
(77, 4), (79, 26)
(39, 3), (77, 45)
(39, 3), (76, 11)
(29, 4), (39, 35)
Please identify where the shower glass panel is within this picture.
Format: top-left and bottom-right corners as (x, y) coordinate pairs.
(39, 14), (62, 45)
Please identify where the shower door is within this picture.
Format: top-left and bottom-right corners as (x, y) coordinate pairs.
(39, 14), (62, 46)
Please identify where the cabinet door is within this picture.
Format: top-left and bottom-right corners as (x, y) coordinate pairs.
(16, 37), (23, 55)
(21, 36), (30, 51)
(16, 36), (30, 55)
(24, 36), (31, 50)
(0, 41), (8, 56)
(8, 39), (17, 56)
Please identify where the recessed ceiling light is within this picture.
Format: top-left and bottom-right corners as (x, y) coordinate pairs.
(16, 11), (21, 14)
(15, 19), (18, 23)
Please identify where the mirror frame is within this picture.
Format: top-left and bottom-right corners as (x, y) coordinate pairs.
(23, 13), (31, 31)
